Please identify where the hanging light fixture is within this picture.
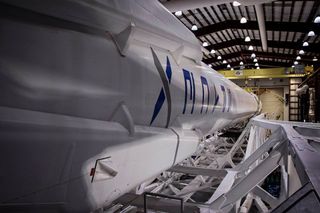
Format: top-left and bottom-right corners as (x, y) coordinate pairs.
(174, 11), (182, 16)
(231, 68), (234, 70)
(251, 53), (256, 58)
(223, 60), (227, 64)
(233, 1), (241, 7)
(294, 61), (299, 65)
(292, 65), (295, 68)
(240, 17), (247, 24)
(248, 45), (254, 51)
(245, 36), (251, 42)
(253, 58), (258, 62)
(210, 49), (216, 54)
(217, 56), (222, 60)
(299, 50), (305, 55)
(255, 63), (259, 67)
(313, 57), (318, 61)
(227, 64), (231, 68)
(308, 31), (315, 37)
(314, 16), (320, 23)
(303, 42), (309, 47)
(240, 61), (244, 65)
(257, 67), (260, 69)
(202, 42), (208, 47)
(296, 56), (301, 60)
(191, 24), (198, 31)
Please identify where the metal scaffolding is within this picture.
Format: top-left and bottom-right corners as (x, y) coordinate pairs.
(105, 115), (320, 213)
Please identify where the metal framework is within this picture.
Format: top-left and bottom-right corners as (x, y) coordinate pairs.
(166, 0), (320, 70)
(106, 114), (320, 212)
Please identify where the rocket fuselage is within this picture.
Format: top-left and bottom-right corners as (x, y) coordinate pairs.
(0, 0), (259, 212)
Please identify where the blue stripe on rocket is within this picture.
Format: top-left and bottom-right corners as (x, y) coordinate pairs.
(150, 56), (172, 125)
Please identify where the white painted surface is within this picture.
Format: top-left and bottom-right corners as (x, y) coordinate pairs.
(0, 0), (259, 212)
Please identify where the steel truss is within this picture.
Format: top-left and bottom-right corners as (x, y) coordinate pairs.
(106, 115), (320, 213)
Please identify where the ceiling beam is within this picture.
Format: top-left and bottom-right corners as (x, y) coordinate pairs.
(194, 20), (320, 37)
(204, 52), (248, 62)
(255, 4), (267, 51)
(204, 51), (317, 65)
(206, 38), (258, 50)
(205, 38), (320, 54)
(212, 59), (293, 71)
(240, 51), (316, 62)
(195, 20), (258, 36)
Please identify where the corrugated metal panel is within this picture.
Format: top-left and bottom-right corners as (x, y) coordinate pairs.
(291, 1), (303, 22)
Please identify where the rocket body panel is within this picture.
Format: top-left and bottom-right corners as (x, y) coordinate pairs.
(0, 0), (260, 212)
(0, 17), (258, 134)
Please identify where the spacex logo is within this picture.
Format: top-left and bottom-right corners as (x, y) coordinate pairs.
(150, 48), (172, 128)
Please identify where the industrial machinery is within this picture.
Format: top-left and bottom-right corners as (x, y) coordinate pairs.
(0, 0), (260, 212)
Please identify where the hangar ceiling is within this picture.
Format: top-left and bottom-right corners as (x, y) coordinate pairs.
(161, 0), (320, 70)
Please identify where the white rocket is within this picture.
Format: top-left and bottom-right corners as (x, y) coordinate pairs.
(0, 0), (260, 212)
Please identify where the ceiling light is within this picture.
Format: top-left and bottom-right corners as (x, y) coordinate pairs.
(245, 36), (251, 42)
(314, 16), (320, 23)
(174, 11), (182, 16)
(240, 61), (244, 65)
(308, 31), (315, 37)
(294, 61), (298, 65)
(296, 56), (301, 60)
(253, 58), (258, 62)
(210, 49), (216, 54)
(251, 53), (256, 58)
(223, 60), (227, 64)
(303, 42), (309, 47)
(313, 57), (318, 61)
(240, 17), (247, 24)
(227, 64), (231, 68)
(191, 24), (198, 31)
(233, 1), (241, 7)
(299, 50), (305, 55)
(292, 65), (295, 68)
(248, 45), (254, 51)
(208, 64), (212, 68)
(217, 56), (222, 60)
(231, 68), (234, 70)
(202, 42), (209, 47)
(257, 67), (260, 69)
(255, 63), (259, 67)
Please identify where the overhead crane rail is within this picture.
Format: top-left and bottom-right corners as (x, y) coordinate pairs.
(219, 67), (306, 79)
